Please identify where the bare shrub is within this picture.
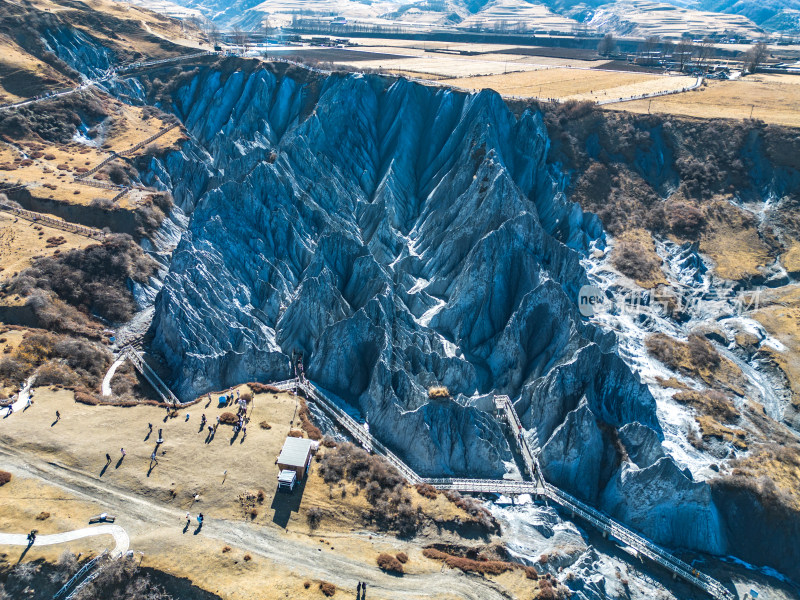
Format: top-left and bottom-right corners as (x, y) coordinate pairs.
(396, 552), (408, 564)
(222, 546), (231, 553)
(319, 581), (336, 596)
(688, 333), (720, 369)
(219, 412), (237, 425)
(298, 397), (322, 440)
(35, 360), (78, 386)
(376, 553), (404, 574)
(428, 386), (450, 399)
(415, 483), (438, 500)
(36, 511), (50, 520)
(287, 429), (304, 438)
(612, 240), (662, 282)
(259, 420), (271, 429)
(0, 470), (11, 485)
(248, 382), (280, 394)
(307, 507), (323, 530)
(667, 201), (705, 235)
(243, 554), (252, 561)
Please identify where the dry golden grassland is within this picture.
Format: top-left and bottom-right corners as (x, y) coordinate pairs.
(0, 99), (184, 208)
(0, 384), (525, 599)
(0, 211), (95, 279)
(448, 68), (692, 102)
(610, 227), (667, 288)
(695, 200), (772, 281)
(609, 75), (800, 128)
(0, 36), (73, 103)
(753, 284), (800, 406)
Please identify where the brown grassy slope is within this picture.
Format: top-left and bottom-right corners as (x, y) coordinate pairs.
(536, 103), (800, 283)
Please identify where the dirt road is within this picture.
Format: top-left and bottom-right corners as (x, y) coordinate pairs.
(0, 442), (512, 600)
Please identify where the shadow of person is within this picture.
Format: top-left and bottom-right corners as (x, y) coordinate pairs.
(147, 462), (156, 477)
(115, 456), (124, 469)
(99, 463), (109, 477)
(144, 431), (151, 442)
(193, 523), (203, 535)
(183, 521), (189, 534)
(50, 419), (58, 427)
(270, 476), (306, 529)
(16, 543), (32, 563)
(229, 429), (239, 445)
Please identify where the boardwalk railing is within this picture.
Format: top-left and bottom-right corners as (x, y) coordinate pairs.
(273, 377), (734, 600)
(0, 201), (104, 239)
(54, 551), (108, 600)
(119, 345), (180, 406)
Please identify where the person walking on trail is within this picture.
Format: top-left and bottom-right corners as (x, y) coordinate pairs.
(55, 410), (60, 421)
(185, 512), (191, 526)
(148, 423), (153, 432)
(357, 582), (361, 595)
(120, 448), (126, 457)
(197, 513), (204, 527)
(150, 450), (158, 465)
(105, 453), (111, 463)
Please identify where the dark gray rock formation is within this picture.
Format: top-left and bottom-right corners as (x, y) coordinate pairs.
(143, 63), (720, 551)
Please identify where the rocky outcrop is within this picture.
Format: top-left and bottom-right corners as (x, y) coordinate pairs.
(601, 458), (726, 553)
(143, 62), (723, 551)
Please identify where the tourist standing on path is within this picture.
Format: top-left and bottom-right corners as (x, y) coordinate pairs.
(120, 448), (126, 458)
(105, 453), (111, 463)
(185, 512), (191, 526)
(55, 410), (60, 421)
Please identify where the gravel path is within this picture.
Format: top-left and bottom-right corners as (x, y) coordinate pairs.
(0, 443), (511, 599)
(0, 524), (129, 557)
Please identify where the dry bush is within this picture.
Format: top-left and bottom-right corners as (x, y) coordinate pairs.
(428, 386), (450, 399)
(303, 581), (311, 589)
(0, 470), (11, 486)
(243, 554), (252, 561)
(415, 483), (438, 500)
(219, 412), (237, 425)
(611, 240), (662, 283)
(3, 234), (157, 325)
(422, 547), (519, 577)
(221, 546), (231, 553)
(307, 507), (322, 530)
(35, 360), (78, 386)
(687, 333), (720, 369)
(673, 389), (738, 423)
(241, 391), (253, 403)
(376, 553), (404, 574)
(298, 397), (322, 440)
(259, 420), (271, 430)
(667, 201), (705, 235)
(319, 581), (336, 597)
(396, 552), (408, 564)
(287, 429), (304, 438)
(248, 382), (281, 394)
(36, 511), (50, 520)
(249, 508), (258, 520)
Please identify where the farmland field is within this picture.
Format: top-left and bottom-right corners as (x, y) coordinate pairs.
(443, 68), (695, 102)
(607, 75), (800, 128)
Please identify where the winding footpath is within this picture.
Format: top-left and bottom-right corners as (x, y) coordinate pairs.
(0, 445), (509, 600)
(0, 524), (129, 557)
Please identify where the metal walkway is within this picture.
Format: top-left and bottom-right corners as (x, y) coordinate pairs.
(118, 345), (180, 406)
(273, 377), (734, 600)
